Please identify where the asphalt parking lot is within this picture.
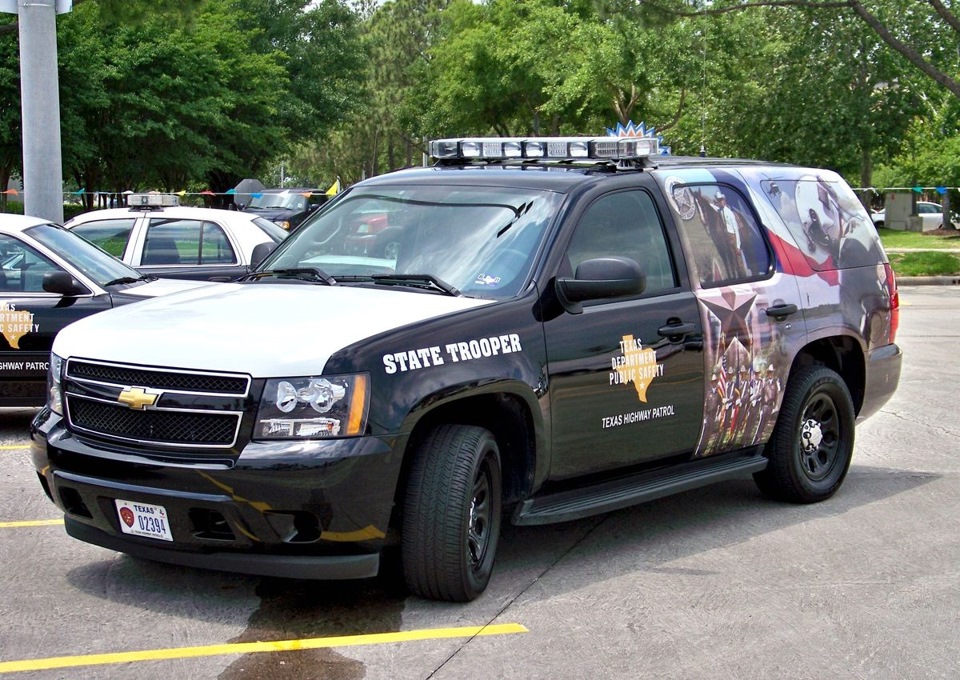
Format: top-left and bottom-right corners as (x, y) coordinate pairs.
(1, 285), (958, 679)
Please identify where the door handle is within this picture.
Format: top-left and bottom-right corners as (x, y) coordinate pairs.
(658, 322), (696, 337)
(764, 303), (798, 320)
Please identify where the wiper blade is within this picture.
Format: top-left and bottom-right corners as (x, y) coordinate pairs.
(103, 276), (142, 286)
(370, 274), (461, 296)
(251, 267), (337, 285)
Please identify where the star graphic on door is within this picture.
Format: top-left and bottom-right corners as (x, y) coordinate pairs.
(701, 290), (757, 355)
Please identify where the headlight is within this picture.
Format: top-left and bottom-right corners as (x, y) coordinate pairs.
(273, 219), (291, 230)
(48, 353), (64, 415)
(255, 374), (369, 439)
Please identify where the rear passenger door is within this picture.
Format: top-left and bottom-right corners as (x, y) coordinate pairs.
(544, 188), (705, 480)
(134, 218), (244, 281)
(665, 179), (805, 457)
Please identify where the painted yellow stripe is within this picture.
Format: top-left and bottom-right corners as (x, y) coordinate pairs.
(0, 623), (529, 674)
(0, 444), (29, 450)
(0, 519), (63, 528)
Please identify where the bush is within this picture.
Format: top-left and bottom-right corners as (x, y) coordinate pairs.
(0, 201), (95, 222)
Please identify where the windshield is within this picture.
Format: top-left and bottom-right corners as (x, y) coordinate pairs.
(251, 217), (289, 242)
(249, 192), (307, 210)
(27, 223), (144, 286)
(259, 184), (561, 299)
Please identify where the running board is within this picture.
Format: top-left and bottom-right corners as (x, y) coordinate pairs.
(513, 452), (768, 526)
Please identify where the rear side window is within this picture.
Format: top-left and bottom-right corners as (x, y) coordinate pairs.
(761, 176), (878, 270)
(669, 183), (771, 288)
(143, 219), (237, 266)
(70, 218), (136, 258)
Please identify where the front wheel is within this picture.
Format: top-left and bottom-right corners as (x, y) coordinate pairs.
(402, 424), (502, 602)
(754, 366), (855, 503)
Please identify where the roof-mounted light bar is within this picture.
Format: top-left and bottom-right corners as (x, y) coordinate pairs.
(127, 193), (179, 208)
(428, 136), (659, 162)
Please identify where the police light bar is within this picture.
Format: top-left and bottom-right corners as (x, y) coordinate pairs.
(428, 136), (659, 162)
(127, 193), (180, 208)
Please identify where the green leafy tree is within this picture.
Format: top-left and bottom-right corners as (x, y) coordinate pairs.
(0, 14), (20, 209)
(57, 0), (290, 201)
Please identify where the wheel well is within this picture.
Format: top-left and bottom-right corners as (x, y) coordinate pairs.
(789, 336), (866, 415)
(392, 393), (536, 527)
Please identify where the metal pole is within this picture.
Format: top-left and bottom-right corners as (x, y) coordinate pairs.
(18, 0), (64, 222)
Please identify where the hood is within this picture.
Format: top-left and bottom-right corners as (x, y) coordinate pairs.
(244, 207), (296, 220)
(54, 283), (492, 377)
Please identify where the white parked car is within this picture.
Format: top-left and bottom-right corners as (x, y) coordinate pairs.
(64, 195), (288, 281)
(871, 200), (952, 230)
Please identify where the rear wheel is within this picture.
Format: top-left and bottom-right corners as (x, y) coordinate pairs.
(754, 366), (855, 503)
(402, 424), (502, 602)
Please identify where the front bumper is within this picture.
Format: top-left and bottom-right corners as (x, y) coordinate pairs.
(31, 409), (403, 580)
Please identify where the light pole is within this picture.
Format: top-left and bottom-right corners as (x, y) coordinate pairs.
(1, 0), (72, 222)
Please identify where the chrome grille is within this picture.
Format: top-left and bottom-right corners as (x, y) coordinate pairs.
(64, 359), (249, 449)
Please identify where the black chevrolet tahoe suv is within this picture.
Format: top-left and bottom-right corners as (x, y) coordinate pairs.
(32, 136), (901, 602)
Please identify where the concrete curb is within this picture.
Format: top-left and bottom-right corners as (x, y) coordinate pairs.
(897, 275), (960, 286)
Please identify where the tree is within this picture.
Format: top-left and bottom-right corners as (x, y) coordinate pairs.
(57, 0), (291, 201)
(0, 14), (20, 209)
(635, 0), (960, 103)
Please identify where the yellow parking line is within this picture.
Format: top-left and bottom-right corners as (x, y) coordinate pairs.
(0, 445), (29, 450)
(0, 519), (63, 528)
(0, 623), (529, 674)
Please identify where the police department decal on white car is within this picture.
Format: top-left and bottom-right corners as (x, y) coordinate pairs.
(33, 136), (901, 603)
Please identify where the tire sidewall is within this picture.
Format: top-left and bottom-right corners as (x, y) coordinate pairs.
(401, 424), (502, 602)
(762, 367), (856, 503)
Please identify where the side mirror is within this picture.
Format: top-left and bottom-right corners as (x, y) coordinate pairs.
(250, 242), (274, 268)
(556, 256), (646, 314)
(43, 271), (89, 297)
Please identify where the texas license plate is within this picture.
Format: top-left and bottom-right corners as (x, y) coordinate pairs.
(115, 499), (173, 541)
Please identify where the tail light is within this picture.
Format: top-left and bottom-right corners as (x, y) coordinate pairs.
(883, 262), (899, 343)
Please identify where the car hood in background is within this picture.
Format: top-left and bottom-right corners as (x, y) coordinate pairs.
(244, 207), (296, 220)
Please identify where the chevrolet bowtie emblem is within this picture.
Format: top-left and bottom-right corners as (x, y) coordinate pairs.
(118, 387), (159, 410)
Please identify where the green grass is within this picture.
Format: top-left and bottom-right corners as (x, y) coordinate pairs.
(877, 227), (960, 250)
(888, 252), (960, 277)
(877, 227), (960, 276)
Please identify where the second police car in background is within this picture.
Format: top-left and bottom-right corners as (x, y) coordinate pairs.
(241, 188), (329, 231)
(64, 194), (288, 282)
(0, 214), (207, 406)
(32, 137), (901, 602)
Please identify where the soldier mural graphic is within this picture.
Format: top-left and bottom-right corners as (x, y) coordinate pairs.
(663, 174), (794, 458)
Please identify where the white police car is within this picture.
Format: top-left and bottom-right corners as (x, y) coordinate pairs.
(64, 194), (288, 282)
(32, 137), (901, 601)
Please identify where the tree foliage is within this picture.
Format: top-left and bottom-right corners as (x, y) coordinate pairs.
(3, 0), (959, 204)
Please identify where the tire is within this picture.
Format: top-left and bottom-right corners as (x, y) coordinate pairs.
(754, 366), (855, 504)
(402, 424), (502, 602)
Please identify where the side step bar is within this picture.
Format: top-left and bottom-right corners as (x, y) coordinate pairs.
(513, 452), (768, 526)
